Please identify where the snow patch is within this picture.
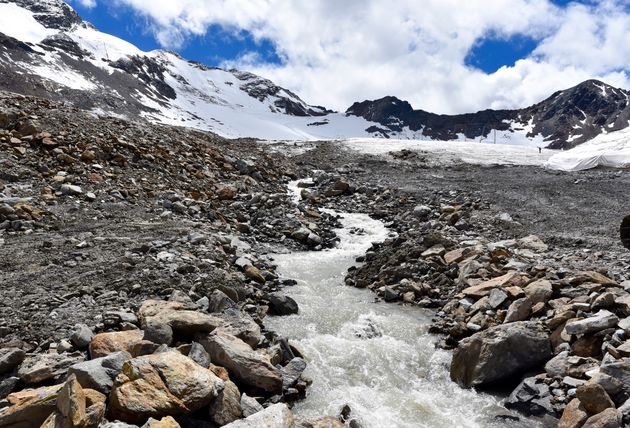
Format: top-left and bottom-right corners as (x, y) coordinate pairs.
(0, 3), (56, 43)
(343, 138), (555, 166)
(545, 127), (630, 171)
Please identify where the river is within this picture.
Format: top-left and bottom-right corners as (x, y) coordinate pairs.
(264, 182), (536, 428)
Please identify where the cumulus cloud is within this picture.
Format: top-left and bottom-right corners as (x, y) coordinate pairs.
(86, 0), (630, 113)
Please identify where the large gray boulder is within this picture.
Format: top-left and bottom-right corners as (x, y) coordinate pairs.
(67, 351), (131, 394)
(450, 321), (552, 388)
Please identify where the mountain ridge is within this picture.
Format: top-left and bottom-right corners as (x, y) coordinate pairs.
(347, 79), (630, 149)
(0, 0), (629, 147)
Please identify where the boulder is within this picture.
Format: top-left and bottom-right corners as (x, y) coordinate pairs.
(209, 380), (242, 426)
(0, 348), (25, 375)
(240, 393), (263, 418)
(268, 294), (299, 316)
(580, 271), (618, 287)
(109, 351), (224, 424)
(200, 332), (283, 393)
(587, 373), (623, 396)
(600, 359), (630, 386)
(68, 351), (131, 394)
(57, 374), (87, 428)
(504, 297), (532, 323)
(223, 403), (294, 428)
(421, 245), (445, 258)
(70, 324), (94, 350)
(291, 228), (310, 242)
(281, 358), (307, 390)
(89, 330), (144, 359)
(142, 416), (181, 427)
(217, 186), (237, 200)
(487, 289), (508, 309)
(461, 272), (523, 298)
(208, 290), (236, 313)
(576, 383), (614, 414)
(582, 408), (622, 428)
(0, 384), (62, 427)
(545, 351), (571, 378)
(214, 310), (262, 348)
(18, 352), (84, 385)
(187, 342), (211, 368)
(138, 300), (222, 345)
(450, 321), (552, 388)
(565, 311), (619, 336)
(84, 388), (107, 427)
(558, 398), (589, 428)
(518, 235), (548, 252)
(244, 265), (266, 284)
(504, 376), (554, 416)
(523, 279), (553, 305)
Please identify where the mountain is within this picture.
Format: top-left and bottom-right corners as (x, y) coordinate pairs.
(0, 0), (374, 140)
(347, 80), (630, 149)
(0, 0), (629, 148)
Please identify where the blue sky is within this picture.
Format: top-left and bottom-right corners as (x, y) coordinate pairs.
(67, 0), (630, 113)
(71, 2), (282, 68)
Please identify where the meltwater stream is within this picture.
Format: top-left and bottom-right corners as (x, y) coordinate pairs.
(265, 183), (535, 428)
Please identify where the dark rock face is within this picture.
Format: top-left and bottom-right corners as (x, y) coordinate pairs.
(524, 80), (630, 149)
(347, 80), (630, 149)
(110, 55), (177, 100)
(347, 96), (515, 140)
(40, 34), (90, 58)
(234, 71), (331, 117)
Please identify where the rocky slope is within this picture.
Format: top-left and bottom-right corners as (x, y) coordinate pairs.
(0, 91), (350, 427)
(347, 80), (630, 149)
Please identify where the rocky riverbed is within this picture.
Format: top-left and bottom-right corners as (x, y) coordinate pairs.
(282, 142), (630, 427)
(1, 91), (630, 427)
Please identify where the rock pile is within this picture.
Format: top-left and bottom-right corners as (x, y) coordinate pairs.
(0, 92), (353, 426)
(0, 293), (312, 427)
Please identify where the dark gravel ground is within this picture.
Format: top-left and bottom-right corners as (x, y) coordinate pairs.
(290, 141), (629, 252)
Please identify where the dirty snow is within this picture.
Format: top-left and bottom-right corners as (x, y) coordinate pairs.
(545, 127), (630, 171)
(343, 138), (556, 166)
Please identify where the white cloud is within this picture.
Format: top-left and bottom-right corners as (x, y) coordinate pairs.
(95, 0), (630, 113)
(72, 0), (97, 8)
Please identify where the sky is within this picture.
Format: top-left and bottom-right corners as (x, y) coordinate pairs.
(67, 0), (630, 114)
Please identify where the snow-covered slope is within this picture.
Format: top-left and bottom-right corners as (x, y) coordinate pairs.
(0, 0), (379, 140)
(544, 127), (630, 171)
(1, 0), (629, 153)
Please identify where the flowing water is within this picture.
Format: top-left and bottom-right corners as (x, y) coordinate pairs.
(265, 182), (536, 428)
